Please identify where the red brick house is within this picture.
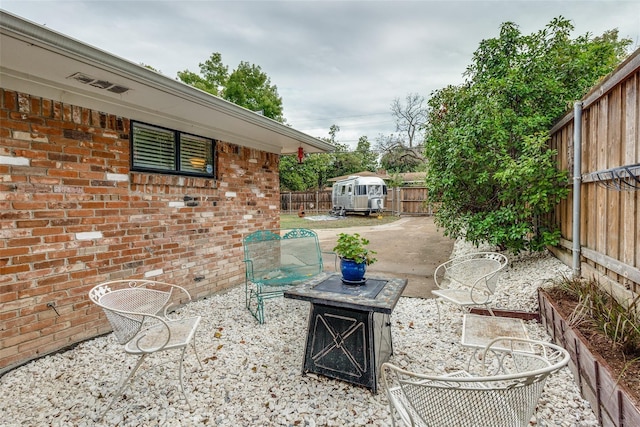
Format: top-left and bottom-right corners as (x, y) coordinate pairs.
(0, 11), (333, 373)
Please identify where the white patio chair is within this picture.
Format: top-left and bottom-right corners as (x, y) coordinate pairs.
(431, 252), (508, 329)
(382, 337), (570, 427)
(88, 279), (202, 419)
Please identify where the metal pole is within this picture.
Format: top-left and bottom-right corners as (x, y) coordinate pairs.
(572, 101), (583, 277)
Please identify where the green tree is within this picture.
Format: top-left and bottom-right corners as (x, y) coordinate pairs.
(279, 154), (320, 191)
(279, 125), (338, 191)
(177, 53), (284, 122)
(278, 126), (379, 191)
(424, 17), (631, 253)
(380, 144), (424, 173)
(223, 61), (284, 122)
(324, 126), (379, 180)
(355, 136), (379, 172)
(177, 52), (228, 96)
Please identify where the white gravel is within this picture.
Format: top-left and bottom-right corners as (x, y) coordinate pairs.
(0, 240), (597, 426)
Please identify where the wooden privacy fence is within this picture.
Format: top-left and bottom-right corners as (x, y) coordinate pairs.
(281, 187), (434, 216)
(548, 48), (640, 295)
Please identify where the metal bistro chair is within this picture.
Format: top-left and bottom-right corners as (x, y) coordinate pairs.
(431, 252), (508, 330)
(88, 279), (202, 419)
(382, 337), (570, 427)
(243, 228), (326, 324)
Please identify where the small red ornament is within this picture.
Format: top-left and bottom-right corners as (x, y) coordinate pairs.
(297, 147), (304, 164)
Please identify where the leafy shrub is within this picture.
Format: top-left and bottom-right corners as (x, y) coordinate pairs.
(424, 18), (631, 253)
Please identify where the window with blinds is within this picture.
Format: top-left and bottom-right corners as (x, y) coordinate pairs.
(131, 122), (215, 177)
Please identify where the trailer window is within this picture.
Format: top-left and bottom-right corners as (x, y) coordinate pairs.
(356, 185), (367, 195)
(368, 185), (383, 196)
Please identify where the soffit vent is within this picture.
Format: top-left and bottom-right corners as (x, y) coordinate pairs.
(67, 72), (131, 94)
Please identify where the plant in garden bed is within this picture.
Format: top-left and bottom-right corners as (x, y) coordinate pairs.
(550, 276), (640, 356)
(545, 276), (640, 405)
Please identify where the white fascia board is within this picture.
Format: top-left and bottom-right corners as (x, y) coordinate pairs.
(0, 10), (334, 155)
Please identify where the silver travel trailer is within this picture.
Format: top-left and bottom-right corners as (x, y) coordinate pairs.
(331, 176), (387, 216)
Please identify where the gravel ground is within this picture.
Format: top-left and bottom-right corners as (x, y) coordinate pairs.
(0, 240), (598, 426)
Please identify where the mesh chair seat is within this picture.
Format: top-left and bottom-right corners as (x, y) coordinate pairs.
(382, 338), (570, 427)
(432, 252), (508, 329)
(124, 316), (201, 354)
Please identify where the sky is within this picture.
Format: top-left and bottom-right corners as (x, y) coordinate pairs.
(2, 0), (639, 148)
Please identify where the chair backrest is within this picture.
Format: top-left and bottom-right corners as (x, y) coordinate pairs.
(88, 280), (186, 345)
(243, 228), (323, 283)
(280, 228), (323, 274)
(243, 230), (281, 274)
(435, 252), (508, 295)
(382, 338), (569, 427)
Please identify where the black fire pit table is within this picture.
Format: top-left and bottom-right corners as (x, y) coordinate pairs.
(284, 271), (407, 393)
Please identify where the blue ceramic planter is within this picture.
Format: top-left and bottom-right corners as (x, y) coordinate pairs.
(340, 258), (367, 282)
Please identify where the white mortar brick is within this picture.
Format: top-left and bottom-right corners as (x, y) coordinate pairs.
(0, 155), (29, 166)
(106, 173), (129, 182)
(12, 131), (48, 143)
(144, 269), (164, 278)
(75, 231), (103, 240)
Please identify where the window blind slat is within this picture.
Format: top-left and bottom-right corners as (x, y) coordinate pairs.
(131, 122), (215, 176)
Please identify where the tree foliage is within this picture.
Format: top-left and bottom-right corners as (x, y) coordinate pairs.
(177, 55), (380, 192)
(355, 136), (379, 172)
(224, 61), (284, 122)
(279, 126), (379, 191)
(177, 52), (284, 122)
(379, 142), (425, 173)
(177, 52), (227, 96)
(424, 17), (631, 252)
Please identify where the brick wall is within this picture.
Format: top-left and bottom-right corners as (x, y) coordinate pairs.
(0, 89), (281, 373)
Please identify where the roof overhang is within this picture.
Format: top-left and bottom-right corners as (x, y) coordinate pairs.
(0, 10), (334, 155)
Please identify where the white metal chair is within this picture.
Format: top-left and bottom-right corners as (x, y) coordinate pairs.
(431, 252), (508, 329)
(382, 337), (570, 427)
(88, 279), (202, 419)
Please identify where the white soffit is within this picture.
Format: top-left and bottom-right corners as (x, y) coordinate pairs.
(0, 10), (333, 155)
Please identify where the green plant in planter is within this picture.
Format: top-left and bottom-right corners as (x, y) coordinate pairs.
(333, 233), (377, 265)
(549, 275), (640, 356)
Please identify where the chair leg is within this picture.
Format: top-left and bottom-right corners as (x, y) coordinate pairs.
(191, 340), (203, 370)
(256, 294), (264, 324)
(389, 405), (399, 427)
(435, 299), (442, 332)
(99, 353), (147, 420)
(177, 346), (194, 410)
(245, 281), (251, 309)
(246, 289), (265, 324)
